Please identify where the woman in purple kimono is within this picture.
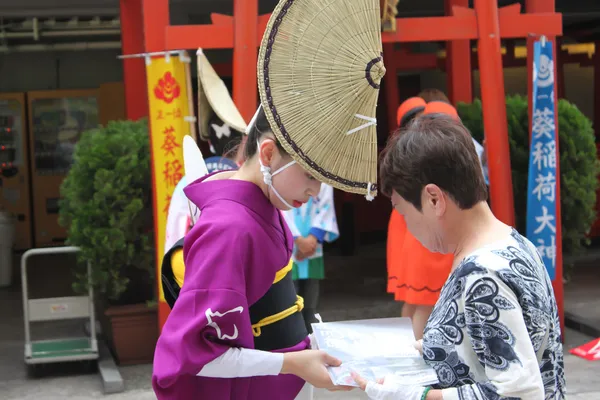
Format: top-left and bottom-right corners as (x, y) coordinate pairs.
(153, 106), (346, 399)
(153, 0), (384, 397)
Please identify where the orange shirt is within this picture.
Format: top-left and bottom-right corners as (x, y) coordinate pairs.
(387, 212), (453, 305)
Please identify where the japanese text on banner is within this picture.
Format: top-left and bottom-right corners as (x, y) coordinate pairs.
(526, 40), (558, 280)
(146, 54), (192, 301)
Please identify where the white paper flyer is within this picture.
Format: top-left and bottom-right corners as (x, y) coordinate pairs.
(311, 317), (439, 387)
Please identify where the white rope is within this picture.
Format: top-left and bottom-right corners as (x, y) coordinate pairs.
(347, 114), (377, 135)
(270, 183), (295, 210)
(365, 182), (375, 201)
(272, 160), (296, 177)
(178, 50), (191, 63)
(118, 50), (187, 59)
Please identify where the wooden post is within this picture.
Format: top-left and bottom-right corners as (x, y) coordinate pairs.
(233, 0), (259, 122)
(119, 0), (148, 120)
(474, 0), (516, 227)
(556, 37), (565, 99)
(383, 43), (399, 133)
(526, 0), (563, 335)
(141, 0), (171, 330)
(445, 0), (473, 105)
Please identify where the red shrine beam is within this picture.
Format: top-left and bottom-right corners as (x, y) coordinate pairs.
(211, 46), (591, 78)
(164, 6), (562, 51)
(445, 0), (472, 104)
(119, 0), (147, 120)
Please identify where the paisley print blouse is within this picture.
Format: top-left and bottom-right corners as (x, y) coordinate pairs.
(422, 229), (565, 400)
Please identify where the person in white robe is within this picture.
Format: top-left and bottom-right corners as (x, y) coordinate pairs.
(282, 183), (339, 333)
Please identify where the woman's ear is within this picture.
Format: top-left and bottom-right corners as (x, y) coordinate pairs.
(258, 139), (276, 167)
(424, 184), (446, 217)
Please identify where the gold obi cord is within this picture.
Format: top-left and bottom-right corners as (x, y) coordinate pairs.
(251, 259), (304, 337)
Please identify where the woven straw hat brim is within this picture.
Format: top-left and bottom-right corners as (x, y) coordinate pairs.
(257, 0), (385, 198)
(197, 50), (247, 141)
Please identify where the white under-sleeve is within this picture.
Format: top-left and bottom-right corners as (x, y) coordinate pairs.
(197, 347), (284, 378)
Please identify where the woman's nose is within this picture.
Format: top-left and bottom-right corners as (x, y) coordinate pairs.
(308, 180), (322, 198)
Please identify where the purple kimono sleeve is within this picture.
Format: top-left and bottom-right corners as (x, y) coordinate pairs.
(152, 289), (252, 398)
(152, 212), (257, 399)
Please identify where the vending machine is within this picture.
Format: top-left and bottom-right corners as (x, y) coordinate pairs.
(98, 82), (126, 125)
(0, 93), (33, 250)
(27, 89), (99, 247)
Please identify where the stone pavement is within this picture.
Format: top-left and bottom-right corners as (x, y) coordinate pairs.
(0, 326), (598, 399)
(562, 328), (600, 399)
(0, 284), (598, 400)
(2, 243), (600, 399)
(564, 255), (600, 338)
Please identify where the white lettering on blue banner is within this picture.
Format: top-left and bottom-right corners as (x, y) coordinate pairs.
(204, 156), (238, 173)
(526, 39), (558, 280)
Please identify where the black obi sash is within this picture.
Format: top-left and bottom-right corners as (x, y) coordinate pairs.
(161, 239), (307, 351)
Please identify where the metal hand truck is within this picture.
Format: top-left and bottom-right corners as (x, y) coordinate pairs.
(21, 246), (98, 371)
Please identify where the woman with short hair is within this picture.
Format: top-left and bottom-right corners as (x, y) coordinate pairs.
(355, 114), (565, 400)
(386, 101), (457, 340)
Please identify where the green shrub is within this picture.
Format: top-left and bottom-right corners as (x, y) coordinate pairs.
(59, 119), (154, 302)
(457, 95), (600, 258)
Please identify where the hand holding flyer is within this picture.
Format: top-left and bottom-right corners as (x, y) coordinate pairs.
(311, 317), (439, 388)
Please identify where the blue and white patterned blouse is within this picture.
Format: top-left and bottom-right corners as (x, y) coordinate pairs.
(422, 229), (565, 399)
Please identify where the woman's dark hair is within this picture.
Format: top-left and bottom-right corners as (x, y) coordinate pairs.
(243, 106), (288, 160)
(399, 109), (422, 129)
(417, 88), (450, 104)
(380, 114), (488, 211)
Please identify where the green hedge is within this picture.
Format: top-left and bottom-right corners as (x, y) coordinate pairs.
(457, 95), (600, 259)
(59, 119), (154, 302)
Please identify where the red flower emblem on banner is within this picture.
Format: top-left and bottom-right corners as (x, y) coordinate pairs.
(154, 72), (181, 104)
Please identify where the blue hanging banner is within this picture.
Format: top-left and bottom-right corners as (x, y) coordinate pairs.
(526, 37), (558, 280)
(204, 156), (238, 173)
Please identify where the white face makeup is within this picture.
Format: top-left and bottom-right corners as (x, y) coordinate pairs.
(257, 140), (321, 210)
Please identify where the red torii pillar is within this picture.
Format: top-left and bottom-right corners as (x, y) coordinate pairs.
(119, 0), (148, 120)
(124, 0), (562, 329)
(445, 0), (472, 105)
(474, 0), (515, 227)
(384, 0), (473, 141)
(383, 43), (400, 134)
(232, 0), (259, 122)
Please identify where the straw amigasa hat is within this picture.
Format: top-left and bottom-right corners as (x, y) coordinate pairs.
(197, 49), (247, 145)
(257, 0), (385, 200)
